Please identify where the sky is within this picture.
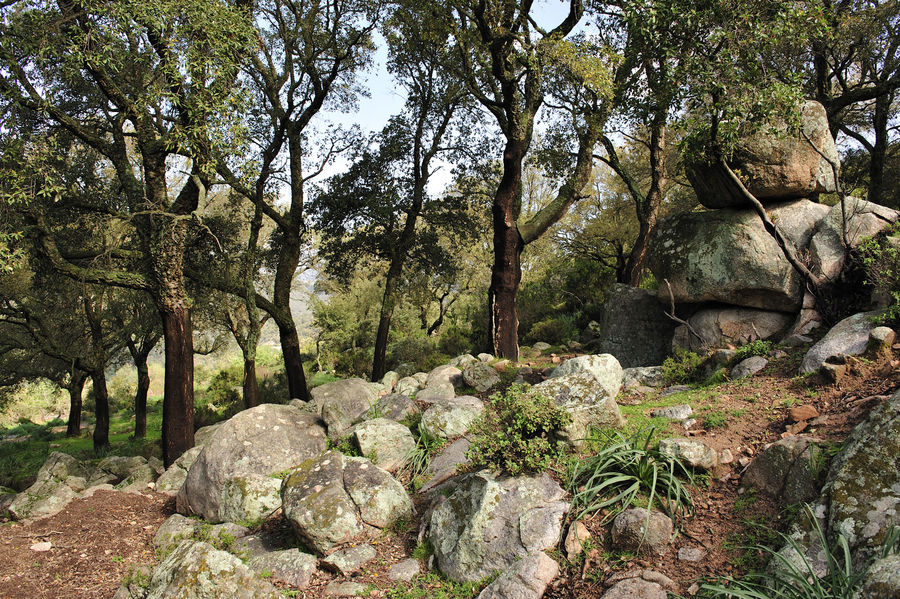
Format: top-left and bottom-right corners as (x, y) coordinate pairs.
(312, 0), (577, 194)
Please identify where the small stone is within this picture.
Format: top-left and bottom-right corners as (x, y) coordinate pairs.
(658, 438), (718, 470)
(788, 405), (819, 423)
(820, 360), (847, 383)
(718, 449), (734, 465)
(730, 356), (768, 379)
(564, 521), (590, 560)
(388, 558), (420, 582)
(610, 508), (673, 556)
(322, 544), (377, 576)
(649, 405), (693, 420)
(785, 422), (809, 435)
(324, 581), (370, 597)
(660, 385), (691, 397)
(30, 541), (52, 552)
(678, 546), (705, 562)
(682, 419), (697, 430)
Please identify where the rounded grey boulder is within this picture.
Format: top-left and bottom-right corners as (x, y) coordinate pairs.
(177, 404), (327, 522)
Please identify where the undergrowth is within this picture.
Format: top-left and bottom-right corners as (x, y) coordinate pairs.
(466, 384), (571, 477)
(566, 427), (694, 524)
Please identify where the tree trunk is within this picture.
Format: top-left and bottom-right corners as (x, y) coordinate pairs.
(91, 370), (110, 452)
(66, 371), (87, 437)
(488, 140), (526, 361)
(159, 306), (195, 467)
(279, 321), (309, 401)
(868, 91), (891, 206)
(243, 358), (260, 408)
(134, 359), (150, 439)
(624, 121), (666, 286)
(371, 297), (394, 382)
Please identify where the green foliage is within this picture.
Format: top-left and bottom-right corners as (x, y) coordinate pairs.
(401, 427), (443, 490)
(466, 384), (571, 477)
(384, 572), (492, 599)
(734, 341), (774, 362)
(0, 379), (68, 430)
(661, 350), (706, 385)
(699, 508), (900, 599)
(857, 228), (900, 327)
(567, 428), (694, 524)
(703, 410), (728, 429)
(525, 315), (579, 345)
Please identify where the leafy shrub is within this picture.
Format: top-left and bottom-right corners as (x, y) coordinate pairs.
(858, 228), (900, 327)
(699, 508), (900, 599)
(734, 340), (773, 362)
(567, 428), (694, 524)
(661, 350), (706, 385)
(466, 384), (571, 477)
(525, 315), (579, 345)
(334, 347), (372, 378)
(437, 325), (473, 358)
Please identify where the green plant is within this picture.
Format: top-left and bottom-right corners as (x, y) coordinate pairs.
(734, 340), (774, 362)
(401, 427), (442, 488)
(384, 572), (493, 599)
(567, 427), (694, 524)
(466, 384), (571, 477)
(734, 489), (757, 513)
(661, 350), (706, 385)
(700, 508), (900, 599)
(703, 410), (728, 429)
(857, 226), (900, 327)
(411, 540), (433, 561)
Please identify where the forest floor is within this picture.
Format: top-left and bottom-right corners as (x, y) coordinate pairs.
(0, 344), (898, 599)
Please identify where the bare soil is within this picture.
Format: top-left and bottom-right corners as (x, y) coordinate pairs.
(1, 347), (897, 599)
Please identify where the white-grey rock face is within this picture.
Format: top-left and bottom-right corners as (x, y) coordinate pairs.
(349, 418), (416, 473)
(280, 451), (412, 554)
(176, 404), (327, 522)
(800, 311), (882, 374)
(549, 354), (623, 400)
(649, 206), (807, 311)
(145, 540), (281, 599)
(809, 197), (899, 280)
(475, 552), (559, 599)
(427, 471), (568, 583)
(530, 372), (624, 447)
(420, 396), (484, 439)
(312, 378), (380, 438)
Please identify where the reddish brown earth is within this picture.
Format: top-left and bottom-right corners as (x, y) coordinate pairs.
(0, 348), (897, 599)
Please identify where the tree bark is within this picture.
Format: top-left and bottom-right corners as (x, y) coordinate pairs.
(243, 358), (259, 409)
(159, 305), (194, 467)
(868, 90), (892, 206)
(134, 359), (150, 439)
(371, 269), (398, 382)
(66, 371), (87, 437)
(91, 369), (110, 452)
(488, 140), (527, 361)
(625, 120), (666, 286)
(273, 133), (311, 402)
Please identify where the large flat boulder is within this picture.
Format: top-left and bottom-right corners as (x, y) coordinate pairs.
(800, 311), (881, 374)
(687, 101), (839, 208)
(427, 471), (568, 583)
(177, 404), (327, 522)
(672, 306), (794, 352)
(8, 452), (88, 521)
(649, 203), (815, 311)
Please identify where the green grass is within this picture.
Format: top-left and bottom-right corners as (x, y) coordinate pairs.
(384, 572), (493, 599)
(0, 403), (163, 490)
(308, 371), (340, 388)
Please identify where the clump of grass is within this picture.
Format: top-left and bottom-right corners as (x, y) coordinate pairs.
(566, 427), (694, 524)
(401, 427), (442, 489)
(700, 507), (900, 599)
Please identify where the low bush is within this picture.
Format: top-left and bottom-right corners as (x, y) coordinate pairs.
(734, 340), (773, 362)
(858, 227), (900, 327)
(466, 384), (571, 477)
(661, 350), (706, 385)
(525, 315), (578, 345)
(567, 428), (694, 524)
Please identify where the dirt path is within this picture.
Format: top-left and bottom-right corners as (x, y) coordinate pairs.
(0, 490), (171, 599)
